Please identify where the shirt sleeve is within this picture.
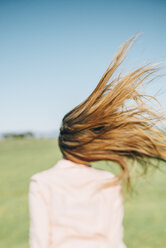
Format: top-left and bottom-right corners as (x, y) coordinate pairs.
(28, 175), (51, 248)
(107, 184), (127, 248)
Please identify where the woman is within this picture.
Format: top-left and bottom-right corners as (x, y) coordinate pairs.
(28, 33), (166, 248)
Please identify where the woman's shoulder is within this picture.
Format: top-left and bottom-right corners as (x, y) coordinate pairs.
(29, 165), (56, 183)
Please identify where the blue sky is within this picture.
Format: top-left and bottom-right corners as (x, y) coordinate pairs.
(1, 0), (166, 133)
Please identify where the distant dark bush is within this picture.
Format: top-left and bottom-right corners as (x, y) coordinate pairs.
(3, 132), (34, 139)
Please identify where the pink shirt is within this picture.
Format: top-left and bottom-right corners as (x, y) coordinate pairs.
(28, 158), (127, 248)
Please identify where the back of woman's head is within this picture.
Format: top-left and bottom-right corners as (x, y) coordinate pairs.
(58, 32), (166, 191)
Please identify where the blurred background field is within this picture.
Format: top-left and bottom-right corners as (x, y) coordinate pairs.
(0, 137), (166, 248)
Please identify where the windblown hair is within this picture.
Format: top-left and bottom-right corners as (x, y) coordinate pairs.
(58, 33), (166, 190)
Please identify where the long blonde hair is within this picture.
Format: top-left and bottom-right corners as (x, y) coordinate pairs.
(58, 33), (166, 190)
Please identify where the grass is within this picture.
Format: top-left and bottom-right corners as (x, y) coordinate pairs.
(0, 138), (166, 248)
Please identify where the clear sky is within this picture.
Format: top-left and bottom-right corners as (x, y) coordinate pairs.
(1, 0), (166, 133)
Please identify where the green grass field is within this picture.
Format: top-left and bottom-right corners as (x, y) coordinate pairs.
(0, 138), (166, 248)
